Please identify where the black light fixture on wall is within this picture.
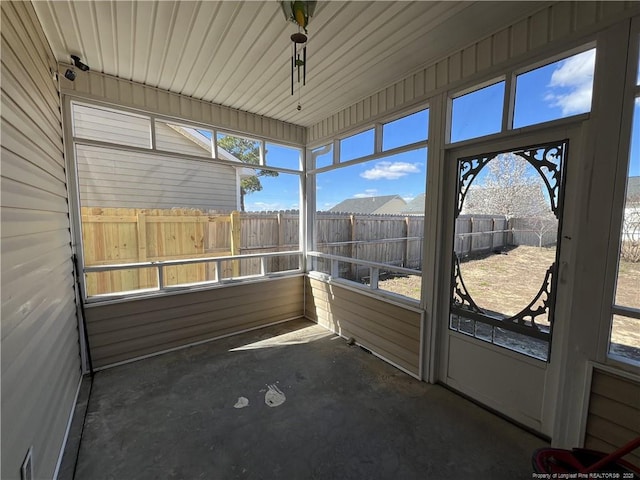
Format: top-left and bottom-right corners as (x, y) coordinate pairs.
(280, 1), (317, 111)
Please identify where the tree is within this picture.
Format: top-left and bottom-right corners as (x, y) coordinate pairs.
(462, 153), (551, 218)
(217, 135), (278, 212)
(620, 189), (640, 262)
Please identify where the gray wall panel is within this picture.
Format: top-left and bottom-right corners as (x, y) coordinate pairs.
(585, 368), (640, 466)
(1, 3), (81, 479)
(85, 276), (305, 368)
(305, 278), (421, 376)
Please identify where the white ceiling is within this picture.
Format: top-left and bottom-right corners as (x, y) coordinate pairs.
(33, 1), (547, 128)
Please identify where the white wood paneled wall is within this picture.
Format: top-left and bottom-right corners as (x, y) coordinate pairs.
(60, 68), (306, 146)
(308, 1), (639, 144)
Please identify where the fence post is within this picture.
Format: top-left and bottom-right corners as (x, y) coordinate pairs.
(350, 214), (357, 280)
(136, 212), (147, 288)
(403, 216), (410, 268)
(277, 211), (284, 271)
(230, 211), (241, 277)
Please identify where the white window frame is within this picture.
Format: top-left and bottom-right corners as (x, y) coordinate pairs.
(306, 105), (430, 306)
(599, 19), (640, 372)
(63, 96), (305, 304)
(446, 43), (597, 146)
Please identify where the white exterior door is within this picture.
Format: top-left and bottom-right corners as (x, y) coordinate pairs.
(438, 125), (582, 436)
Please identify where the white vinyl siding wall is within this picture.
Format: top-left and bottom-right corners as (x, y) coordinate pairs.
(73, 103), (151, 148)
(73, 106), (239, 210)
(1, 2), (81, 479)
(155, 122), (212, 157)
(76, 145), (238, 210)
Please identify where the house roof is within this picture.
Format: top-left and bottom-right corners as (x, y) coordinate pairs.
(171, 125), (255, 178)
(401, 194), (426, 214)
(328, 195), (406, 214)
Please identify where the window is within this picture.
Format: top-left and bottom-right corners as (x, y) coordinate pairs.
(450, 142), (567, 360)
(383, 110), (429, 150)
(451, 81), (505, 143)
(265, 142), (301, 170)
(513, 49), (596, 129)
(70, 102), (302, 299)
(312, 144), (333, 169)
(609, 72), (640, 366)
(340, 129), (374, 162)
(311, 109), (429, 302)
(73, 103), (151, 148)
(155, 120), (213, 157)
(448, 46), (596, 144)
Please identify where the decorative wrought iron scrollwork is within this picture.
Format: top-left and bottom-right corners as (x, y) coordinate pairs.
(451, 256), (482, 313)
(505, 264), (554, 332)
(514, 142), (566, 217)
(450, 140), (568, 352)
(456, 154), (495, 216)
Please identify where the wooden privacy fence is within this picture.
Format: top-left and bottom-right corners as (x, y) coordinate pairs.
(454, 214), (558, 258)
(315, 212), (424, 280)
(81, 208), (557, 295)
(81, 207), (299, 296)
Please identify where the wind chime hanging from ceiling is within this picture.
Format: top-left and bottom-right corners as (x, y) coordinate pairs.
(280, 1), (317, 111)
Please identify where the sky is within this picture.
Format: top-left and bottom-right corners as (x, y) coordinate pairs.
(234, 48), (640, 212)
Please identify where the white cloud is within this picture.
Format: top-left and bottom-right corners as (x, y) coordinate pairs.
(545, 49), (595, 115)
(354, 189), (378, 198)
(360, 161), (420, 180)
(402, 195), (416, 202)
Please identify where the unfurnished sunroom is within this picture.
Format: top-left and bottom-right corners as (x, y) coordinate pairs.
(2, 1), (640, 479)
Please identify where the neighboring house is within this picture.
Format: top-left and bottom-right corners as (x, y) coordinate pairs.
(400, 193), (426, 215)
(328, 194), (407, 214)
(627, 176), (640, 202)
(74, 104), (253, 211)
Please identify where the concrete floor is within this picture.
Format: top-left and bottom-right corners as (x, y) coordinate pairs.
(67, 318), (547, 479)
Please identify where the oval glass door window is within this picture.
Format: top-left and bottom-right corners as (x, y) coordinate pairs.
(450, 142), (567, 359)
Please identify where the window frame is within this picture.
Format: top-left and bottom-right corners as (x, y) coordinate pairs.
(599, 23), (640, 371)
(307, 105), (430, 306)
(64, 97), (305, 303)
(446, 43), (597, 146)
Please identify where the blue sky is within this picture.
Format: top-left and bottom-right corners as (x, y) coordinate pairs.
(235, 48), (639, 212)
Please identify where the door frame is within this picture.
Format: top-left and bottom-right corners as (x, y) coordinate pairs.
(435, 121), (586, 436)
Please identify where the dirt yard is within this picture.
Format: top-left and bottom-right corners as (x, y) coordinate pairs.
(378, 245), (639, 361)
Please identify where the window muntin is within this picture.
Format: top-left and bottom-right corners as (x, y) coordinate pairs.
(339, 129), (374, 162)
(71, 102), (303, 299)
(382, 109), (429, 151)
(513, 49), (596, 129)
(72, 103), (152, 148)
(451, 81), (505, 143)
